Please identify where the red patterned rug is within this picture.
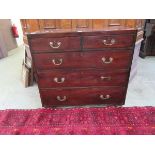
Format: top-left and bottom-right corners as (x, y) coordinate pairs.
(0, 107), (155, 135)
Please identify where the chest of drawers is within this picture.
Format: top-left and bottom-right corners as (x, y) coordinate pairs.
(27, 27), (137, 107)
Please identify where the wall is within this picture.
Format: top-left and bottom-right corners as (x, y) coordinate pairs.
(11, 19), (23, 46)
(0, 19), (17, 51)
(0, 32), (7, 59)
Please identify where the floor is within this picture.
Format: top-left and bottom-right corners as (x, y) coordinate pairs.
(0, 45), (155, 109)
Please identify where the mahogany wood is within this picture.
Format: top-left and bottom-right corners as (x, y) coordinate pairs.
(27, 27), (137, 107)
(40, 87), (126, 107)
(33, 51), (132, 70)
(37, 69), (129, 88)
(83, 35), (135, 49)
(30, 36), (81, 52)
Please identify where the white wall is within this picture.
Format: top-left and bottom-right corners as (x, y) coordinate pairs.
(11, 19), (23, 47)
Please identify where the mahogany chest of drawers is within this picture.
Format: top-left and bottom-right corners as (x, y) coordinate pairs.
(27, 27), (137, 107)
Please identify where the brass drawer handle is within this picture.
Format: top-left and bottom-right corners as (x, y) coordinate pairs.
(49, 41), (61, 48)
(102, 39), (116, 46)
(102, 57), (113, 64)
(54, 77), (65, 83)
(57, 96), (67, 101)
(52, 58), (63, 65)
(100, 76), (111, 80)
(100, 94), (111, 100)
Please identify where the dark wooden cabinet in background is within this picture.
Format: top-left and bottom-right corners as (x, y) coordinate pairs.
(27, 27), (137, 107)
(140, 19), (155, 58)
(21, 19), (144, 33)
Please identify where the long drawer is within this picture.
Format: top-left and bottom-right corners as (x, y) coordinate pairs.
(37, 69), (129, 88)
(40, 87), (126, 107)
(30, 36), (81, 52)
(83, 34), (135, 49)
(33, 51), (132, 70)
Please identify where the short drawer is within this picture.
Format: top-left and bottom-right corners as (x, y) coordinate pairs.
(33, 51), (132, 70)
(83, 35), (135, 49)
(37, 69), (129, 88)
(30, 36), (81, 52)
(40, 87), (126, 107)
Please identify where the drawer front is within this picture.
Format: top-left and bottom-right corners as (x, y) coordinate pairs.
(30, 37), (81, 52)
(33, 51), (132, 70)
(40, 87), (126, 107)
(83, 35), (135, 49)
(37, 69), (129, 88)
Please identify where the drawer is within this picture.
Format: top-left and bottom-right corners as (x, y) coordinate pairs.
(83, 35), (135, 49)
(37, 69), (129, 88)
(33, 51), (132, 70)
(40, 87), (126, 107)
(30, 37), (81, 52)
